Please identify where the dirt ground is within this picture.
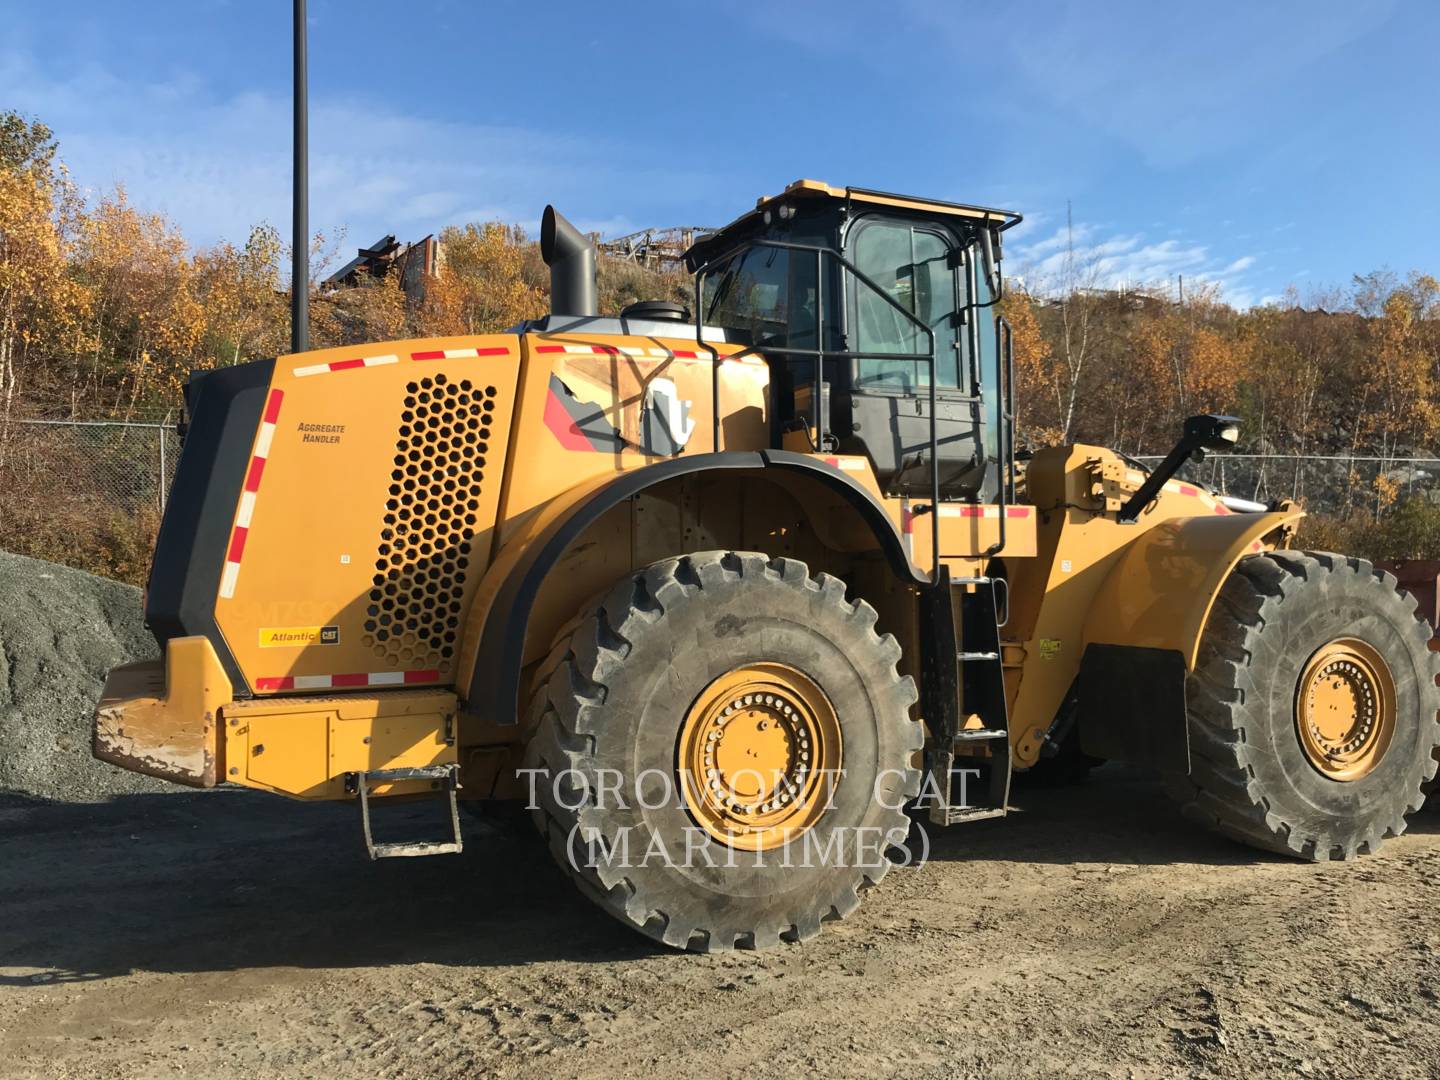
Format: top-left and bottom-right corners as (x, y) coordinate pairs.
(3, 768), (1440, 1080)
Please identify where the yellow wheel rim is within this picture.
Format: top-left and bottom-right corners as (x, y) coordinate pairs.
(677, 663), (842, 852)
(1294, 638), (1396, 782)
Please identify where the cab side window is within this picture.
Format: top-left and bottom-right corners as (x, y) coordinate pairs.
(852, 221), (960, 391)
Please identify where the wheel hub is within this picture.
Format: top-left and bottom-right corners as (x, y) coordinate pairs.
(1294, 638), (1396, 781)
(677, 663), (841, 851)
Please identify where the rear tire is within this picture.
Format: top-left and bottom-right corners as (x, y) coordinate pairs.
(1167, 551), (1440, 860)
(523, 551), (922, 951)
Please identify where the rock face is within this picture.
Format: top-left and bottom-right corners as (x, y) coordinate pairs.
(0, 550), (168, 801)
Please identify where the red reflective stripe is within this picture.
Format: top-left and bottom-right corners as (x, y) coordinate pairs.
(535, 344), (566, 353)
(256, 676), (294, 692)
(262, 389), (284, 425)
(1006, 506), (1031, 518)
(243, 456), (266, 492)
(957, 506), (983, 517)
(411, 350), (445, 361)
(475, 347), (510, 356)
(671, 350), (700, 359)
(900, 507), (914, 534)
(824, 456), (840, 468)
(1178, 484), (1199, 497)
(1214, 504), (1231, 515)
(226, 526), (248, 563)
(404, 670), (440, 684)
(332, 672), (369, 687)
(330, 358), (365, 371)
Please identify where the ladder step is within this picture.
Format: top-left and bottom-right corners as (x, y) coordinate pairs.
(928, 805), (1008, 827)
(954, 728), (1008, 741)
(957, 651), (1000, 661)
(368, 840), (463, 858)
(364, 764), (455, 783)
(356, 763), (463, 860)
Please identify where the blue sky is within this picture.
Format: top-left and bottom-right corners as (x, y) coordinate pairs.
(2, 0), (1434, 307)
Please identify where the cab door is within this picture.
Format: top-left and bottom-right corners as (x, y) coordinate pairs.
(841, 216), (992, 499)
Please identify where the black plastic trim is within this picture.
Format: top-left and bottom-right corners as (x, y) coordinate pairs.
(145, 358), (275, 695)
(468, 451), (926, 725)
(1077, 643), (1190, 773)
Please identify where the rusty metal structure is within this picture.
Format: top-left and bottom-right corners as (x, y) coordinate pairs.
(323, 234), (440, 305)
(599, 225), (715, 269)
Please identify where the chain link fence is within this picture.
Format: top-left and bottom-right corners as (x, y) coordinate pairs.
(1, 410), (1437, 585)
(0, 416), (180, 583)
(1137, 453), (1440, 516)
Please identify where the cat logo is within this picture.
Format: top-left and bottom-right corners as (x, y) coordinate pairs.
(259, 624), (340, 647)
(642, 376), (695, 456)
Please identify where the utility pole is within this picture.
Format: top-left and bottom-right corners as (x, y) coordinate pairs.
(291, 0), (309, 354)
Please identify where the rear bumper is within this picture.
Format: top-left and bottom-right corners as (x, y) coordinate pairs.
(93, 636), (231, 788)
(95, 635), (460, 800)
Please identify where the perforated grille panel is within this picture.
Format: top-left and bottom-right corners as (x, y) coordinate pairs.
(364, 373), (497, 669)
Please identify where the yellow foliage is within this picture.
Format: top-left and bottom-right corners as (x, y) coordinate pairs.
(418, 222), (544, 336)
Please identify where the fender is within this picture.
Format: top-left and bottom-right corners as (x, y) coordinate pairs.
(459, 450), (923, 725)
(1082, 507), (1305, 667)
(1073, 507), (1304, 771)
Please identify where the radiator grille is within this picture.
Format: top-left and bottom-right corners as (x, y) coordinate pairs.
(364, 373), (496, 669)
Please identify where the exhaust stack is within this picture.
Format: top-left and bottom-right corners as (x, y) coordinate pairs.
(541, 205), (597, 318)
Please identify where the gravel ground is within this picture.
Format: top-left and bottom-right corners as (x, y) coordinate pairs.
(2, 769), (1439, 1079)
(3, 552), (1438, 1077)
(0, 551), (165, 801)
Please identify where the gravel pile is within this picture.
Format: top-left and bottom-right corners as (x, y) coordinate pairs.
(0, 550), (168, 801)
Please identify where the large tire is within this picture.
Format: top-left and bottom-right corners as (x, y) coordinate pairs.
(523, 551), (922, 951)
(1168, 551), (1440, 860)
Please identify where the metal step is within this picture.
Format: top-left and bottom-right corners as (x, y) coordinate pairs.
(954, 728), (1008, 741)
(355, 764), (463, 859)
(929, 805), (1007, 827)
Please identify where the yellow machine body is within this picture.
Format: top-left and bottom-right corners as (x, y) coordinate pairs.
(93, 324), (1294, 800)
(92, 182), (1302, 809)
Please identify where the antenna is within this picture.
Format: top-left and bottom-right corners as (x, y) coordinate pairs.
(291, 0), (309, 353)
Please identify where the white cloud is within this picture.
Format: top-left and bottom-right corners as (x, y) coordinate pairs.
(0, 49), (711, 269)
(1011, 218), (1264, 307)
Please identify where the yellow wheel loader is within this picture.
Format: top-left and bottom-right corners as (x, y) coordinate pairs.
(95, 181), (1440, 950)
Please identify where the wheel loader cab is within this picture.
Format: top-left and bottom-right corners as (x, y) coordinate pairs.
(687, 180), (1021, 501)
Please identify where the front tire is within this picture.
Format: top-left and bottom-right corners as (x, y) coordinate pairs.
(1168, 551), (1440, 859)
(523, 551), (921, 951)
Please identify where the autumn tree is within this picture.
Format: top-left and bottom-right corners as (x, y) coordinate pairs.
(0, 114), (88, 426)
(193, 224), (288, 368)
(1353, 271), (1440, 515)
(0, 113), (56, 177)
(69, 189), (204, 414)
(418, 222), (544, 336)
(1002, 289), (1064, 447)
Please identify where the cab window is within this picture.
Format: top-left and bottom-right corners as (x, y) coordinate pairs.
(851, 220), (960, 391)
(702, 244), (829, 347)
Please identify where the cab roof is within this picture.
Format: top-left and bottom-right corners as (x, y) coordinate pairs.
(686, 179), (1022, 270)
(760, 179), (1022, 228)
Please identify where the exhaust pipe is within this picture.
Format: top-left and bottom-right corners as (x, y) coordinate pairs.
(541, 205), (597, 318)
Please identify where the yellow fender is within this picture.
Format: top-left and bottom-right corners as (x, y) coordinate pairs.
(1083, 507), (1305, 669)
